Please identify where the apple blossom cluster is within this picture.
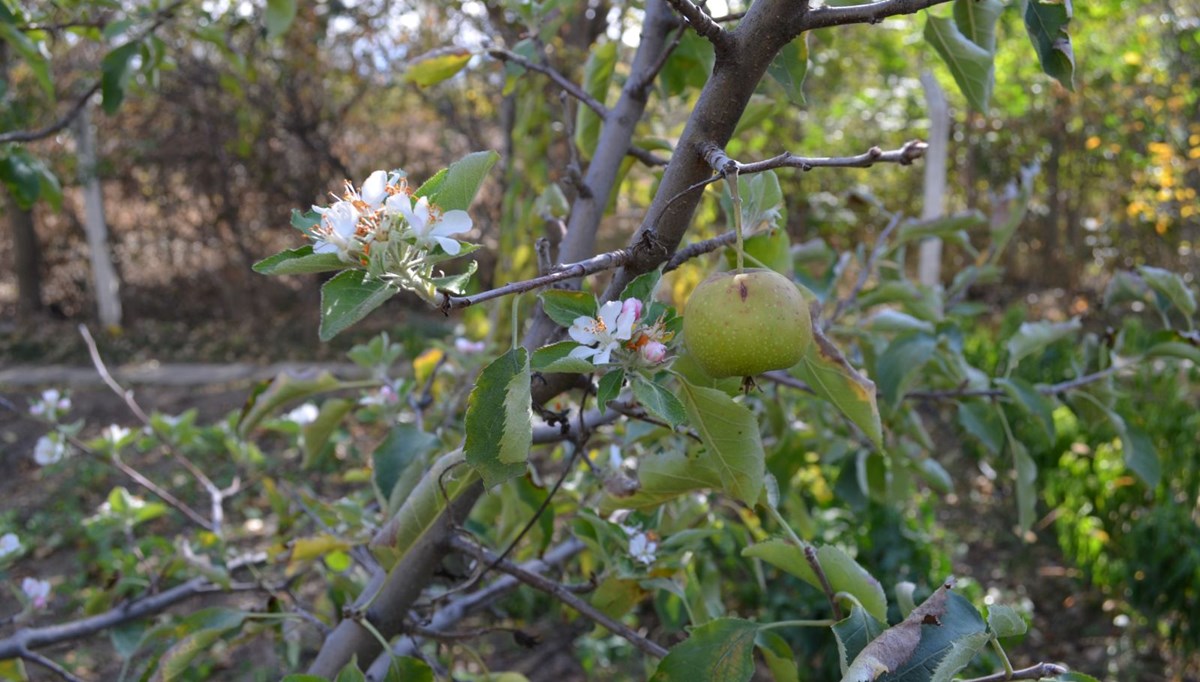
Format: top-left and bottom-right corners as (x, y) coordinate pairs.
(568, 299), (671, 367)
(33, 431), (71, 466)
(308, 170), (474, 303)
(21, 577), (51, 610)
(622, 525), (659, 566)
(29, 389), (70, 421)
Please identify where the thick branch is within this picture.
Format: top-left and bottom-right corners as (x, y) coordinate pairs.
(365, 539), (585, 679)
(0, 553), (265, 659)
(663, 0), (732, 50)
(802, 0), (955, 30)
(449, 535), (669, 658)
(487, 48), (608, 118)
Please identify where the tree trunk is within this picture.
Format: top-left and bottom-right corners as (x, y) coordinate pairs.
(9, 196), (42, 318)
(74, 103), (123, 328)
(918, 71), (948, 288)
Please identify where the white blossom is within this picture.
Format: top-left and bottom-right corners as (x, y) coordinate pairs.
(622, 526), (658, 566)
(29, 389), (70, 420)
(21, 577), (50, 609)
(104, 424), (131, 445)
(568, 300), (639, 365)
(454, 338), (486, 354)
(393, 195), (472, 255)
(359, 385), (399, 406)
(311, 200), (362, 261)
(285, 403), (319, 425)
(0, 533), (20, 560)
(33, 433), (69, 466)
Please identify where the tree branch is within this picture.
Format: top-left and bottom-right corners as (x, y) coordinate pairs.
(0, 83), (101, 145)
(961, 662), (1070, 682)
(903, 365), (1124, 401)
(829, 212), (903, 325)
(487, 48), (608, 118)
(365, 539), (585, 678)
(664, 0), (733, 50)
(801, 0), (956, 30)
(702, 139), (929, 176)
(439, 248), (630, 311)
(0, 553), (266, 660)
(448, 535), (670, 658)
(17, 648), (84, 682)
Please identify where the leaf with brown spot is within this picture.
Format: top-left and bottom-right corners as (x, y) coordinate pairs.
(792, 323), (882, 449)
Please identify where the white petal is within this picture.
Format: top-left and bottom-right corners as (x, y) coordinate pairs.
(597, 301), (623, 330)
(361, 171), (389, 208)
(385, 193), (410, 216)
(568, 345), (599, 360)
(592, 342), (617, 365)
(431, 210), (472, 238)
(568, 317), (599, 344)
(313, 241), (337, 254)
(615, 308), (637, 340)
(433, 236), (462, 255)
(408, 197), (432, 234)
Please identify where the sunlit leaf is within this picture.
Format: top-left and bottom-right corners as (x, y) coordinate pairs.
(792, 325), (883, 449)
(1023, 0), (1075, 90)
(678, 378), (765, 504)
(319, 270), (397, 341)
(407, 49), (472, 86)
(1004, 318), (1081, 369)
(924, 13), (993, 112)
(986, 604), (1027, 638)
(464, 348), (532, 487)
(743, 540), (887, 623)
(651, 618), (760, 682)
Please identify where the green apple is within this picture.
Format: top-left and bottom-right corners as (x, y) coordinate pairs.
(682, 268), (812, 378)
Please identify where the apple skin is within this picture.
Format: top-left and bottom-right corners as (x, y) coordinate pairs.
(682, 268), (812, 378)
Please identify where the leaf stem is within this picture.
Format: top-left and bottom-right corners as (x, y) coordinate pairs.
(760, 618), (836, 630)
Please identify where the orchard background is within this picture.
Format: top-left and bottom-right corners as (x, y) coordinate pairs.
(0, 0), (1198, 680)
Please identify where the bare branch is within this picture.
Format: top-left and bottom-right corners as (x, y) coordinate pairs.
(439, 248), (630, 310)
(17, 648), (85, 682)
(79, 325), (228, 537)
(802, 0), (955, 30)
(449, 535), (670, 658)
(735, 139), (929, 175)
(629, 23), (688, 94)
(0, 83), (101, 145)
(627, 144), (671, 167)
(961, 662), (1070, 682)
(487, 48), (608, 118)
(663, 228), (739, 271)
(829, 212), (903, 325)
(903, 365), (1124, 401)
(664, 0), (733, 49)
(0, 553), (266, 660)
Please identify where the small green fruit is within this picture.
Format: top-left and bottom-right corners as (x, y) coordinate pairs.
(683, 268), (812, 378)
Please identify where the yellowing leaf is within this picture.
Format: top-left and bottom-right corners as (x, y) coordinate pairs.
(407, 50), (472, 87)
(289, 534), (352, 563)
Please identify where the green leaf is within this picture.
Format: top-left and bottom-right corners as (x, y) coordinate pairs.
(335, 660), (367, 682)
(756, 630), (800, 682)
(621, 267), (664, 305)
(539, 290), (599, 328)
(0, 150), (43, 208)
(0, 23), (52, 98)
(407, 49), (473, 86)
(110, 621), (148, 660)
(378, 656), (435, 682)
(415, 150), (499, 212)
(995, 377), (1056, 441)
(464, 348), (532, 488)
(1137, 265), (1196, 319)
(264, 0), (297, 39)
(151, 611), (247, 681)
(600, 447), (722, 512)
(792, 326), (883, 449)
(372, 424), (439, 514)
(1119, 425), (1160, 489)
(1012, 438), (1037, 533)
(597, 368), (625, 414)
(893, 211), (986, 247)
(843, 581), (985, 682)
(767, 35), (808, 105)
(575, 41), (618, 158)
(651, 618), (760, 682)
(319, 270), (397, 341)
(1004, 318), (1081, 369)
(1145, 341), (1200, 364)
(632, 374), (687, 428)
(956, 401), (1004, 454)
(1023, 0), (1075, 90)
(742, 540), (888, 623)
(953, 0), (1003, 52)
(236, 370), (344, 437)
(531, 341), (596, 374)
(986, 604), (1027, 638)
(370, 451), (476, 569)
(428, 259), (477, 295)
(856, 281), (944, 322)
(101, 41), (142, 115)
(876, 332), (937, 407)
(301, 398), (354, 468)
(677, 379), (765, 505)
(866, 310), (936, 335)
(832, 605), (887, 674)
(924, 13), (994, 112)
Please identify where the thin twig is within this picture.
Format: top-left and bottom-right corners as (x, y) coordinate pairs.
(439, 248), (631, 310)
(904, 366), (1123, 401)
(630, 22), (688, 93)
(829, 212), (903, 325)
(663, 0), (732, 49)
(627, 145), (671, 167)
(448, 535), (669, 658)
(960, 662), (1070, 682)
(487, 48), (607, 118)
(804, 544), (843, 621)
(79, 325), (228, 536)
(18, 648), (85, 682)
(758, 371), (816, 395)
(0, 83), (101, 145)
(802, 0), (955, 30)
(736, 139), (928, 174)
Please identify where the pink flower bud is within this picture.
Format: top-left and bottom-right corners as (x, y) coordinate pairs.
(621, 298), (643, 321)
(640, 341), (667, 364)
